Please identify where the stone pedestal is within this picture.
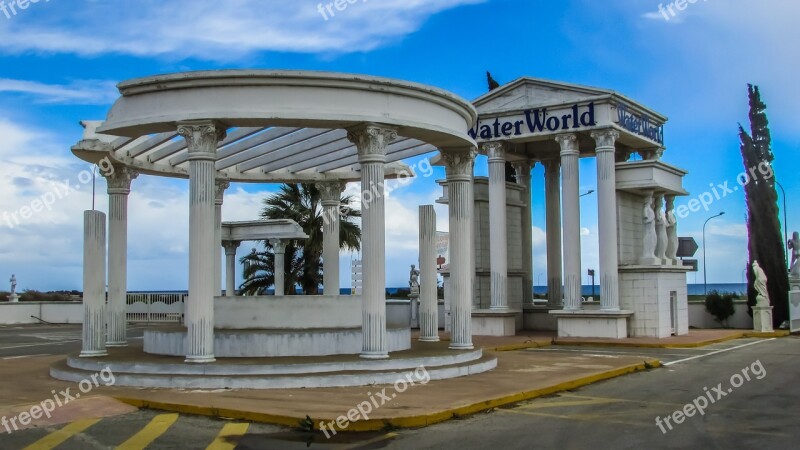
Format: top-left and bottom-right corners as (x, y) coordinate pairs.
(9, 293), (19, 303)
(471, 310), (521, 337)
(408, 292), (419, 329)
(790, 275), (800, 292)
(549, 310), (633, 339)
(753, 306), (774, 333)
(619, 266), (691, 338)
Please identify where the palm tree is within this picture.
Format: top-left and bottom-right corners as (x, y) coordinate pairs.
(239, 184), (361, 295)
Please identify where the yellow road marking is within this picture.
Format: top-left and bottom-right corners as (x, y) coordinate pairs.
(206, 423), (250, 450)
(515, 397), (622, 410)
(116, 413), (179, 450)
(22, 418), (101, 450)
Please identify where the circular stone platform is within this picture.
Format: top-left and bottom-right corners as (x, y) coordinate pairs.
(50, 342), (497, 389)
(143, 326), (412, 358)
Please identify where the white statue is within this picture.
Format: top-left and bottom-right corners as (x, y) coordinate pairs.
(409, 265), (420, 289)
(654, 194), (668, 262)
(641, 194), (658, 264)
(9, 274), (16, 295)
(665, 196), (679, 264)
(752, 260), (770, 307)
(789, 232), (800, 277)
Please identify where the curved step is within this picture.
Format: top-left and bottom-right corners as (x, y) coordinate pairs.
(66, 348), (485, 376)
(51, 355), (498, 389)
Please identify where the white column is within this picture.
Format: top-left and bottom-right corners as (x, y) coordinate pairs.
(348, 124), (397, 359)
(513, 160), (534, 305)
(105, 167), (138, 347)
(270, 239), (287, 296)
(591, 130), (622, 311)
(483, 142), (509, 310)
(655, 193), (668, 264)
(665, 195), (679, 265)
(179, 121), (226, 364)
(544, 159), (563, 307)
(556, 134), (582, 310)
(224, 241), (240, 296)
(80, 210), (107, 358)
(419, 205), (439, 342)
(214, 180), (229, 297)
(442, 148), (477, 350)
(317, 181), (345, 296)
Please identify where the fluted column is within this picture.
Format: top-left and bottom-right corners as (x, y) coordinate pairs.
(544, 159), (563, 307)
(348, 124), (397, 359)
(80, 210), (107, 358)
(214, 180), (230, 297)
(270, 239), (287, 296)
(483, 142), (509, 310)
(512, 160), (534, 305)
(442, 148), (477, 350)
(556, 134), (582, 310)
(591, 129), (621, 311)
(317, 181), (345, 296)
(224, 241), (240, 296)
(105, 166), (138, 347)
(419, 205), (439, 342)
(665, 195), (679, 265)
(179, 121), (226, 364)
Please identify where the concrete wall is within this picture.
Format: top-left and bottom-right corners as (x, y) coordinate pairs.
(688, 300), (753, 329)
(618, 191), (645, 265)
(388, 300), (446, 329)
(215, 295), (362, 329)
(0, 302), (83, 324)
(620, 270), (689, 338)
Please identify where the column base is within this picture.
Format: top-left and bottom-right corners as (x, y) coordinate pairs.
(448, 343), (474, 350)
(471, 310), (521, 336)
(753, 306), (774, 333)
(185, 355), (217, 364)
(79, 350), (108, 358)
(419, 336), (441, 343)
(359, 352), (390, 360)
(106, 341), (129, 348)
(549, 310), (633, 339)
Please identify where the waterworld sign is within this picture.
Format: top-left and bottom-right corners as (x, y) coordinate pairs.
(469, 103), (597, 141)
(615, 103), (664, 145)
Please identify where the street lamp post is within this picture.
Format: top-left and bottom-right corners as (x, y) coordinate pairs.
(580, 189), (595, 198)
(703, 212), (726, 295)
(776, 181), (789, 269)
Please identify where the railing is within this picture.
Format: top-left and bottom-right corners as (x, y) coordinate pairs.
(126, 293), (184, 323)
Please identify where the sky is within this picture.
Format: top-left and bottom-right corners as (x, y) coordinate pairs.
(0, 0), (798, 292)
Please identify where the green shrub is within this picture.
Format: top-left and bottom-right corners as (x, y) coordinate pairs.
(705, 290), (737, 328)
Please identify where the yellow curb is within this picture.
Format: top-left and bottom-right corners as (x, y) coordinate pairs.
(488, 340), (553, 352)
(114, 358), (660, 433)
(743, 330), (791, 338)
(553, 333), (746, 349)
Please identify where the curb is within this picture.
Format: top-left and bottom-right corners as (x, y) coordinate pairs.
(115, 358), (660, 432)
(553, 329), (791, 349)
(488, 340), (553, 352)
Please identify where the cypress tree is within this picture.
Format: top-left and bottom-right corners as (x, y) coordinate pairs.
(739, 84), (788, 326)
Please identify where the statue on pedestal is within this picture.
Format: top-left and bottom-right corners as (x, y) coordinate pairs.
(752, 261), (770, 307)
(409, 265), (420, 295)
(789, 232), (800, 277)
(8, 274), (19, 302)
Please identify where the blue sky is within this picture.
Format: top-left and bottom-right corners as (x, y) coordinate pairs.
(0, 0), (797, 291)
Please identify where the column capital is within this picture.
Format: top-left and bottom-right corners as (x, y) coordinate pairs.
(555, 133), (579, 155)
(215, 179), (230, 205)
(481, 141), (509, 162)
(105, 165), (139, 195)
(178, 121), (227, 161)
(316, 181), (346, 206)
(510, 160), (534, 177)
(223, 240), (240, 255)
(591, 129), (620, 151)
(441, 148), (477, 181)
(269, 239), (287, 254)
(347, 123), (398, 164)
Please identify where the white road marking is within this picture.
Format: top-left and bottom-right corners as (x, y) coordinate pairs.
(2, 354), (52, 360)
(663, 339), (775, 366)
(0, 340), (80, 350)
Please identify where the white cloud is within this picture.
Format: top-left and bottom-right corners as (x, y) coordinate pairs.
(0, 0), (484, 61)
(0, 79), (119, 105)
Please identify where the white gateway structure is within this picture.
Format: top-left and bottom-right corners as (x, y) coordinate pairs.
(54, 71), (690, 389)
